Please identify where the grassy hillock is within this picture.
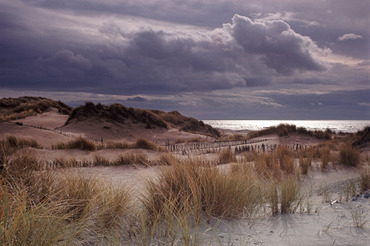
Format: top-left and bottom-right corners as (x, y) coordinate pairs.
(0, 96), (72, 121)
(248, 124), (333, 140)
(66, 102), (169, 129)
(152, 110), (220, 138)
(67, 102), (220, 138)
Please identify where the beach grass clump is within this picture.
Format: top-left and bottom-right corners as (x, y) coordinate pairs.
(106, 140), (131, 149)
(299, 157), (311, 175)
(265, 180), (279, 216)
(0, 182), (73, 246)
(91, 182), (133, 232)
(277, 146), (295, 175)
(52, 137), (96, 151)
(0, 140), (14, 169)
(135, 138), (159, 151)
(155, 153), (179, 166)
(254, 153), (280, 180)
(93, 154), (111, 166)
(3, 135), (42, 149)
(304, 146), (321, 160)
(113, 153), (150, 166)
(54, 173), (133, 237)
(66, 137), (96, 151)
(218, 148), (237, 164)
(359, 166), (370, 192)
(280, 175), (301, 214)
(143, 160), (262, 225)
(320, 146), (331, 171)
(0, 169), (134, 245)
(2, 152), (39, 183)
(339, 145), (360, 167)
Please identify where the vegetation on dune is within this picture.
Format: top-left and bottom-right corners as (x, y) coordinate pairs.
(0, 131), (368, 244)
(152, 110), (221, 138)
(359, 166), (370, 192)
(66, 102), (220, 138)
(52, 137), (96, 151)
(52, 137), (165, 153)
(0, 96), (72, 121)
(67, 102), (169, 129)
(247, 123), (333, 140)
(143, 160), (262, 222)
(2, 135), (42, 149)
(134, 138), (160, 151)
(218, 148), (237, 164)
(340, 144), (360, 167)
(0, 111), (369, 244)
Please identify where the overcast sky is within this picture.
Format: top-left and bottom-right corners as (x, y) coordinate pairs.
(0, 0), (369, 119)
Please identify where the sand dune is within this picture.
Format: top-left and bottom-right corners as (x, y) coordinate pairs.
(0, 98), (369, 245)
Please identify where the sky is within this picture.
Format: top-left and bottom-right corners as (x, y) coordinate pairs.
(0, 0), (369, 120)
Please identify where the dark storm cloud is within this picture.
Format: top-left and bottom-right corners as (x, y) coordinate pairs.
(16, 0), (370, 62)
(0, 0), (369, 119)
(1, 1), (333, 93)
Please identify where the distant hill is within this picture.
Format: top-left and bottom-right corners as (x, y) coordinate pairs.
(0, 96), (72, 121)
(66, 102), (220, 138)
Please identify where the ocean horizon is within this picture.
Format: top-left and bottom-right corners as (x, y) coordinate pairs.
(202, 120), (370, 133)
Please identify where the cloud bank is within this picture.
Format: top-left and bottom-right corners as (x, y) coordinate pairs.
(0, 0), (369, 119)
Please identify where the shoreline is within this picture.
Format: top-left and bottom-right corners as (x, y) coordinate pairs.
(204, 120), (370, 133)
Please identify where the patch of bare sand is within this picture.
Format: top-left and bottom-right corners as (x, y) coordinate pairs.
(205, 200), (369, 245)
(0, 121), (73, 148)
(11, 108), (69, 129)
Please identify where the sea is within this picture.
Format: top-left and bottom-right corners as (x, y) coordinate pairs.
(202, 120), (370, 133)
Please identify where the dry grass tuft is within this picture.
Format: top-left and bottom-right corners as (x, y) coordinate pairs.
(265, 180), (279, 216)
(340, 145), (360, 167)
(135, 138), (160, 151)
(106, 140), (130, 149)
(277, 146), (295, 175)
(254, 153), (278, 179)
(0, 168), (133, 245)
(360, 166), (370, 192)
(280, 175), (301, 214)
(114, 153), (150, 166)
(143, 160), (262, 225)
(3, 135), (42, 149)
(155, 153), (179, 166)
(93, 154), (111, 166)
(299, 157), (311, 175)
(52, 137), (96, 151)
(218, 148), (237, 164)
(2, 152), (39, 183)
(320, 146), (331, 171)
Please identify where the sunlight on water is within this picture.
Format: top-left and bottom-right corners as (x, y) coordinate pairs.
(203, 120), (370, 133)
